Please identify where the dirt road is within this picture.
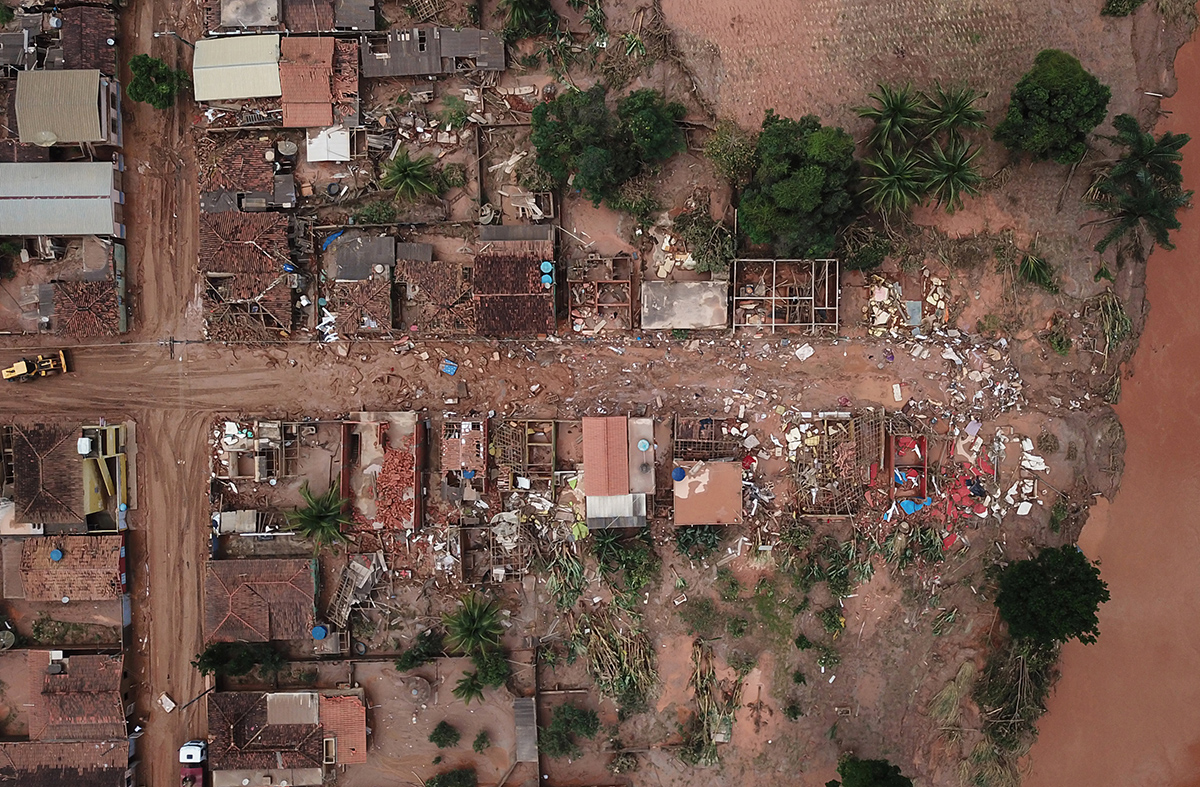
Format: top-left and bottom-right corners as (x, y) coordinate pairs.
(1024, 35), (1200, 787)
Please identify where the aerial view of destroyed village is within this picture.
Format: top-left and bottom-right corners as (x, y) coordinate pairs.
(6, 0), (1200, 783)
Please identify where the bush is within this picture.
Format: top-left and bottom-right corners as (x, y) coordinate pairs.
(996, 544), (1109, 646)
(674, 525), (722, 560)
(427, 768), (477, 787)
(471, 648), (511, 688)
(0, 5), (13, 25)
(716, 567), (741, 601)
(841, 228), (890, 271)
(994, 49), (1111, 164)
(1101, 0), (1147, 14)
(127, 54), (190, 110)
(395, 629), (444, 671)
(472, 730), (490, 753)
(438, 163), (468, 191)
(539, 703), (600, 758)
(678, 596), (719, 637)
(499, 0), (557, 40)
(727, 617), (748, 637)
(429, 721), (462, 748)
(192, 642), (284, 677)
(704, 118), (757, 188)
(354, 200), (397, 225)
(783, 702), (802, 721)
(827, 755), (914, 787)
(673, 207), (735, 273)
(739, 111), (859, 257)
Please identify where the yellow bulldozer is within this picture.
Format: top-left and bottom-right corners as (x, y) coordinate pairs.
(2, 350), (68, 382)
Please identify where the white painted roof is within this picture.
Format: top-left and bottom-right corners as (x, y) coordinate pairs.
(0, 162), (115, 236)
(192, 34), (282, 101)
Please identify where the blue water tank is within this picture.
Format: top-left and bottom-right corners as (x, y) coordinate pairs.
(637, 439), (651, 452)
(50, 549), (64, 562)
(312, 625), (328, 640)
(672, 467), (687, 482)
(540, 273), (553, 285)
(540, 261), (554, 273)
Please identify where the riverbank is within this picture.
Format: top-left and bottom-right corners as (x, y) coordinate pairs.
(1024, 32), (1200, 787)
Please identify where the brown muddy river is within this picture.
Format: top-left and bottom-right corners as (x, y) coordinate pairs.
(1024, 34), (1200, 787)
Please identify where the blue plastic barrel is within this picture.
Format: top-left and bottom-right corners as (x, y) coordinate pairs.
(672, 467), (687, 482)
(312, 625), (328, 640)
(50, 549), (63, 562)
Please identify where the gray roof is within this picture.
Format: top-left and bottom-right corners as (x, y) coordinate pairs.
(0, 31), (31, 67)
(395, 242), (432, 262)
(16, 70), (104, 145)
(221, 0), (280, 27)
(193, 35), (282, 101)
(513, 697), (538, 763)
(479, 224), (553, 242)
(334, 0), (375, 30)
(0, 162), (116, 236)
(329, 233), (396, 280)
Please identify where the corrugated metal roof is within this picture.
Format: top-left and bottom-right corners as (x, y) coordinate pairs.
(15, 70), (103, 144)
(0, 162), (115, 236)
(193, 35), (282, 101)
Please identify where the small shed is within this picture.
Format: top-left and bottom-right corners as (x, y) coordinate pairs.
(673, 460), (743, 526)
(641, 280), (729, 330)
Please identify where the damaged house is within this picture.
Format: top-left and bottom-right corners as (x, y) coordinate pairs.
(199, 211), (297, 341)
(359, 25), (504, 78)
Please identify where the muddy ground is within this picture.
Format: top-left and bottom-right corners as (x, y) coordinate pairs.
(1, 0), (1193, 785)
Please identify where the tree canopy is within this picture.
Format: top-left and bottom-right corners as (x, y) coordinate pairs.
(826, 756), (914, 787)
(994, 49), (1111, 164)
(127, 54), (190, 110)
(739, 111), (859, 257)
(530, 86), (685, 207)
(192, 642), (284, 677)
(995, 545), (1110, 647)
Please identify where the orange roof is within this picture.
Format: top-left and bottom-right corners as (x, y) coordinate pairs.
(279, 36), (333, 128)
(582, 416), (629, 497)
(319, 694), (367, 764)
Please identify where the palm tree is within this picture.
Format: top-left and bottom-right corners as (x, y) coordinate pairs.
(1093, 169), (1192, 253)
(452, 671), (486, 705)
(922, 83), (987, 142)
(443, 594), (504, 655)
(285, 481), (351, 550)
(1104, 113), (1189, 186)
(920, 139), (983, 213)
(855, 83), (925, 149)
(862, 147), (926, 215)
(499, 0), (556, 38)
(380, 149), (438, 202)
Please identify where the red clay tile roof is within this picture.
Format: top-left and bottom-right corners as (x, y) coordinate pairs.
(199, 211), (294, 336)
(319, 694), (367, 764)
(60, 8), (119, 75)
(474, 253), (542, 296)
(583, 417), (629, 497)
(204, 558), (316, 642)
(198, 138), (275, 194)
(7, 422), (85, 525)
(280, 36), (333, 128)
(207, 691), (324, 771)
(27, 652), (126, 742)
(20, 535), (124, 602)
(283, 0), (335, 31)
(332, 40), (359, 123)
(474, 293), (553, 336)
(332, 277), (392, 336)
(53, 280), (120, 338)
(0, 740), (128, 787)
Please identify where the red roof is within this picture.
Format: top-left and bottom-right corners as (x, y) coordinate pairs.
(582, 417), (629, 497)
(280, 36), (333, 128)
(204, 559), (316, 642)
(319, 694), (367, 764)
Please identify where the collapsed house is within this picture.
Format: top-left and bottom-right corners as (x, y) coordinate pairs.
(0, 650), (137, 787)
(206, 690), (367, 787)
(342, 412), (425, 531)
(359, 26), (504, 78)
(203, 0), (373, 33)
(199, 212), (297, 341)
(0, 420), (135, 535)
(321, 231), (397, 339)
(641, 280), (729, 331)
(568, 253), (634, 333)
(732, 258), (839, 332)
(788, 409), (885, 517)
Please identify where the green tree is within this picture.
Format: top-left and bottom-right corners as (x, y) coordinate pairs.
(922, 83), (987, 143)
(443, 595), (504, 655)
(452, 672), (486, 705)
(394, 628), (444, 671)
(861, 147), (925, 215)
(855, 83), (924, 149)
(920, 139), (983, 212)
(430, 720), (462, 748)
(499, 0), (557, 39)
(427, 769), (476, 787)
(380, 149), (438, 202)
(826, 756), (914, 787)
(127, 54), (190, 110)
(285, 481), (350, 550)
(193, 642), (285, 677)
(617, 89), (686, 164)
(996, 545), (1110, 647)
(740, 111), (859, 257)
(531, 86), (629, 193)
(0, 4), (14, 24)
(994, 49), (1111, 164)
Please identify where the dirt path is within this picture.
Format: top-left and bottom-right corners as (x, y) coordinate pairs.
(1023, 34), (1200, 787)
